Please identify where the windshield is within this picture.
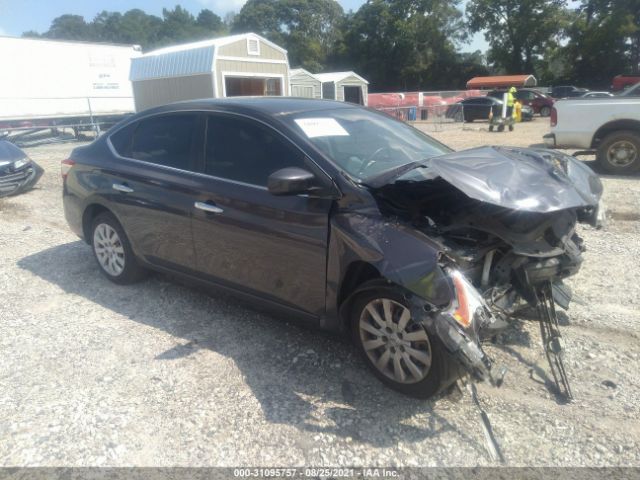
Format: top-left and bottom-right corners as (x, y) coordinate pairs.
(286, 107), (452, 181)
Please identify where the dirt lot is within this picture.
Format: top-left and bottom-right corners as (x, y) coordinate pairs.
(1, 118), (639, 467)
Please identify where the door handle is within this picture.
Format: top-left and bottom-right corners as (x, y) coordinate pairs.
(194, 201), (224, 214)
(112, 183), (134, 193)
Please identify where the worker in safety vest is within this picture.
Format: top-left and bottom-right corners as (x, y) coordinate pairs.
(506, 86), (516, 118)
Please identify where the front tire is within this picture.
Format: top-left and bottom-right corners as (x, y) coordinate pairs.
(596, 130), (640, 174)
(91, 212), (147, 284)
(351, 285), (457, 399)
(540, 106), (551, 117)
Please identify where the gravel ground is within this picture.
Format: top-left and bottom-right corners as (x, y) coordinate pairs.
(1, 118), (639, 467)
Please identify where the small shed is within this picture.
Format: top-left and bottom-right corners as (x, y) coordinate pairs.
(466, 75), (537, 90)
(129, 33), (290, 111)
(289, 68), (322, 99)
(315, 71), (369, 105)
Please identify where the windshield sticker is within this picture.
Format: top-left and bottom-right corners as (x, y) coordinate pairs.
(294, 118), (349, 138)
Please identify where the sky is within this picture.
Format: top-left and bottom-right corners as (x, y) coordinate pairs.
(0, 0), (489, 52)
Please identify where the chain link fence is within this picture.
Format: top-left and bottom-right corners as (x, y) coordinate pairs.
(368, 90), (489, 131)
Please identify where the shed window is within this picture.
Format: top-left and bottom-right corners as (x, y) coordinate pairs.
(247, 38), (260, 55)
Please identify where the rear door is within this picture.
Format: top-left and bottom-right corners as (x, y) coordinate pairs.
(106, 112), (204, 272)
(190, 113), (333, 316)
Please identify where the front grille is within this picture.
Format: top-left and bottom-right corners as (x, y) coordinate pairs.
(0, 167), (34, 193)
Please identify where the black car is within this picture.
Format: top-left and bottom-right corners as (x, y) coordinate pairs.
(0, 140), (44, 197)
(449, 96), (502, 122)
(63, 98), (603, 398)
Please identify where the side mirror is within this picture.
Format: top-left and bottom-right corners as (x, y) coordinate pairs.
(267, 167), (317, 196)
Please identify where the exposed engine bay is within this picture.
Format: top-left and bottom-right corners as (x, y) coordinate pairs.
(375, 177), (586, 310)
(367, 146), (605, 401)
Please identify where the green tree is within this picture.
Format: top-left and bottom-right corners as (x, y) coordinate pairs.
(197, 9), (225, 33)
(466, 0), (568, 75)
(116, 9), (163, 47)
(232, 0), (344, 71)
(158, 5), (199, 45)
(560, 0), (640, 86)
(343, 0), (467, 91)
(92, 11), (124, 43)
(21, 30), (41, 38)
(44, 14), (92, 40)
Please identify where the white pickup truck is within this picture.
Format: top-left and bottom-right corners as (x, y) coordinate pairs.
(544, 82), (640, 174)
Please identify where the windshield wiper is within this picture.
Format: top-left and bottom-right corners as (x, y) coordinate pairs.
(363, 160), (431, 189)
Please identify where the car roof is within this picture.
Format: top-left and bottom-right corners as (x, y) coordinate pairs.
(132, 97), (358, 120)
(463, 96), (500, 103)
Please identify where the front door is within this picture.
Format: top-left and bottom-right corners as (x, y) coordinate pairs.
(191, 114), (332, 316)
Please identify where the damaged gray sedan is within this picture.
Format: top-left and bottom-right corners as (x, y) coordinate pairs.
(62, 98), (603, 400)
(0, 140), (44, 197)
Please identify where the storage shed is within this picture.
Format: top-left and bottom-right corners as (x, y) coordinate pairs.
(289, 68), (322, 99)
(315, 71), (369, 105)
(129, 33), (289, 111)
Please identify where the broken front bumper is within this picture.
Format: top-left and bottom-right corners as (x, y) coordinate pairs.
(432, 311), (505, 387)
(408, 269), (506, 388)
(0, 161), (44, 197)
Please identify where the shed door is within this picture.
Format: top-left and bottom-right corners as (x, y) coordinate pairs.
(343, 85), (363, 105)
(225, 76), (282, 97)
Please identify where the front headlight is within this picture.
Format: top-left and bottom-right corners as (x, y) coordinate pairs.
(448, 270), (485, 329)
(13, 158), (29, 169)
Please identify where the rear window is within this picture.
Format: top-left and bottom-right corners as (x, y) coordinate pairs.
(109, 122), (137, 156)
(109, 114), (198, 170)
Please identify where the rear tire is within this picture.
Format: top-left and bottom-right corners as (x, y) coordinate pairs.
(91, 212), (147, 284)
(596, 130), (640, 174)
(350, 284), (458, 399)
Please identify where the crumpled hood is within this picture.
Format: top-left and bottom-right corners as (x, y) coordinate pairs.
(401, 146), (603, 213)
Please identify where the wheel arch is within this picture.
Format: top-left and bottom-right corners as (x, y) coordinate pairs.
(81, 203), (115, 244)
(338, 261), (381, 306)
(592, 120), (640, 148)
(337, 261), (382, 329)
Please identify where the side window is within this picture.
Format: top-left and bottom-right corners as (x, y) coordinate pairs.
(204, 115), (306, 186)
(129, 114), (197, 170)
(109, 122), (137, 157)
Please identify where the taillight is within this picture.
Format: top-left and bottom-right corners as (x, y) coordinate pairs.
(61, 159), (75, 180)
(550, 107), (557, 127)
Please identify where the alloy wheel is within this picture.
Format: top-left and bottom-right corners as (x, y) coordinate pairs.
(93, 223), (126, 276)
(358, 298), (432, 384)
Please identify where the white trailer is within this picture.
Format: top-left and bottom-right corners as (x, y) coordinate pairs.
(0, 36), (141, 134)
